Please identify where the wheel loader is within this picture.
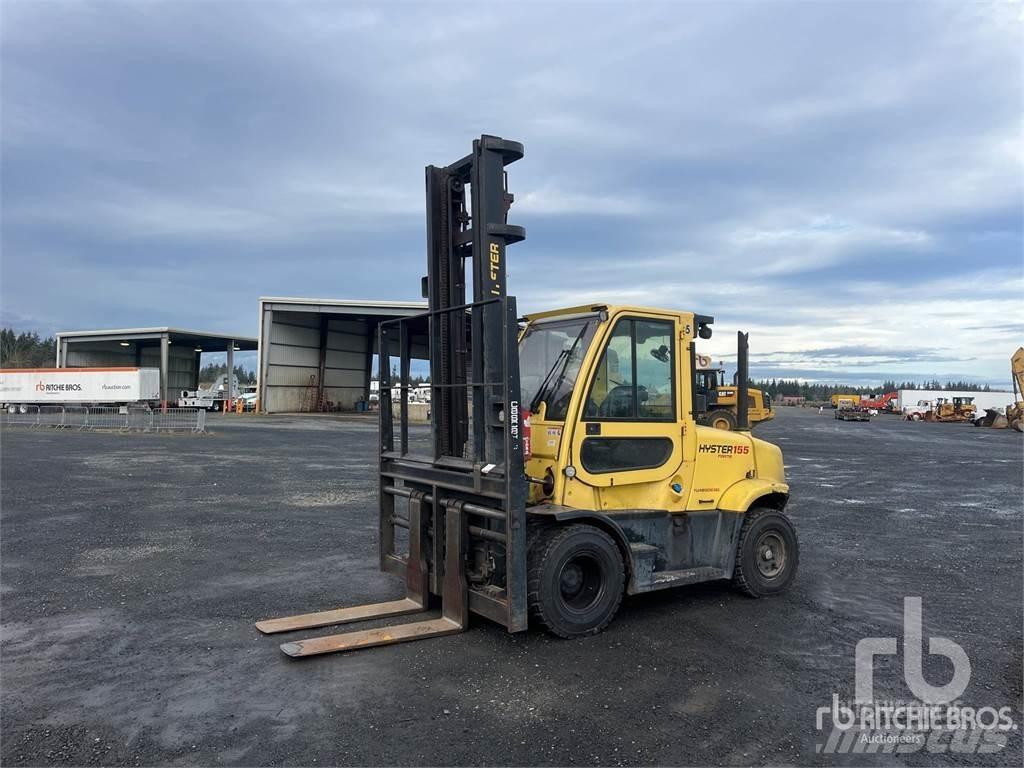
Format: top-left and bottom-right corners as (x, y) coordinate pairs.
(974, 347), (1024, 431)
(693, 355), (774, 431)
(256, 136), (799, 657)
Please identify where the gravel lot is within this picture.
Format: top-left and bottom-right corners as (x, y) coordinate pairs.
(2, 408), (1021, 766)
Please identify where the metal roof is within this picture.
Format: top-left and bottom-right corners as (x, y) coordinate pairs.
(56, 327), (258, 351)
(259, 297), (427, 316)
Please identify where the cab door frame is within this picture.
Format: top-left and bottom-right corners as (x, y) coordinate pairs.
(566, 310), (685, 489)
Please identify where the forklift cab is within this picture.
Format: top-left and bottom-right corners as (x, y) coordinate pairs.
(694, 366), (725, 410)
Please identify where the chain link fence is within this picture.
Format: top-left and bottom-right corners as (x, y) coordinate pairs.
(1, 405), (206, 434)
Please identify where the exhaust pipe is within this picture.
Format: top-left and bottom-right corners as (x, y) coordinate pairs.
(737, 331), (749, 431)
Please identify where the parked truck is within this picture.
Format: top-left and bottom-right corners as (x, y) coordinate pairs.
(830, 393), (861, 409)
(0, 367), (160, 410)
(177, 374), (241, 411)
(861, 392), (898, 412)
(835, 404), (870, 422)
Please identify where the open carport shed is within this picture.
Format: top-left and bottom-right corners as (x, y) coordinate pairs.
(55, 327), (258, 407)
(257, 297), (428, 413)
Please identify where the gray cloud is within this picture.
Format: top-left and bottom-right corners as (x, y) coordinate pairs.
(1, 1), (1020, 382)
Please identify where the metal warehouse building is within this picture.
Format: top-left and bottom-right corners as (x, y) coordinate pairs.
(256, 297), (428, 413)
(55, 327), (258, 407)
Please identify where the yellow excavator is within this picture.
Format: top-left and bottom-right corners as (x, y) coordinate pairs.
(256, 136), (799, 657)
(694, 355), (774, 431)
(974, 347), (1024, 431)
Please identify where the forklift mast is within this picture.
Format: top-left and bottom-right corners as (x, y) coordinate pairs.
(254, 136), (531, 655)
(422, 136), (526, 463)
(376, 135), (530, 631)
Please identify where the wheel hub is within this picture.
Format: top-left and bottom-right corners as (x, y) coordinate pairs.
(755, 531), (786, 579)
(557, 554), (603, 610)
(560, 563), (584, 597)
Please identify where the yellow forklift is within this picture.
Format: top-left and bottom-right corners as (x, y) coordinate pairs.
(693, 355), (775, 430)
(257, 136), (799, 657)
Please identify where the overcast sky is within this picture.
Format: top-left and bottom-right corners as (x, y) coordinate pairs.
(2, 1), (1021, 385)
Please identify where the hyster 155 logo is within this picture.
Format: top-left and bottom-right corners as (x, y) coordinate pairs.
(698, 443), (750, 456)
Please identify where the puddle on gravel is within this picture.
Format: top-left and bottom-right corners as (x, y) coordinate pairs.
(80, 545), (170, 563)
(286, 489), (375, 507)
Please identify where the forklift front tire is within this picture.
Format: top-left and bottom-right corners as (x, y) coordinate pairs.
(528, 524), (625, 638)
(732, 507), (799, 597)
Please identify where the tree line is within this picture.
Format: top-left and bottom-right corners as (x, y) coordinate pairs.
(373, 369), (430, 385)
(199, 363), (256, 385)
(752, 378), (993, 400)
(0, 329), (57, 368)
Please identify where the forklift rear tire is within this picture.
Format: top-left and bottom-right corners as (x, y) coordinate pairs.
(528, 524), (625, 638)
(707, 409), (737, 431)
(732, 507), (799, 597)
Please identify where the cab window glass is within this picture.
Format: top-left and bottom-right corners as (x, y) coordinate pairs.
(585, 322), (634, 418)
(635, 320), (674, 419)
(585, 318), (674, 420)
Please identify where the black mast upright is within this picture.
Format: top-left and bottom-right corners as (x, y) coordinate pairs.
(424, 136), (525, 462)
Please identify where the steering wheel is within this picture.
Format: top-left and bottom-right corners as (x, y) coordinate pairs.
(598, 385), (647, 417)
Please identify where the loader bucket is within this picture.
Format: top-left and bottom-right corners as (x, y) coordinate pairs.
(980, 409), (1008, 429)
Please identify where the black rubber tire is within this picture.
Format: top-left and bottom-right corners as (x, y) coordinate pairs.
(732, 507), (799, 597)
(705, 409), (737, 431)
(527, 524), (625, 638)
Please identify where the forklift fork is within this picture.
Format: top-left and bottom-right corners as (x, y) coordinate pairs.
(256, 136), (527, 659)
(255, 498), (468, 658)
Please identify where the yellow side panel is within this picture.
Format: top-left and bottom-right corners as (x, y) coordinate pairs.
(717, 478), (789, 513)
(687, 427), (756, 510)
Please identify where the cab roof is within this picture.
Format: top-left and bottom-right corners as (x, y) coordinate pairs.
(522, 304), (714, 337)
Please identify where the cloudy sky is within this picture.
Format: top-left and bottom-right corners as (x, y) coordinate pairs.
(2, 1), (1021, 385)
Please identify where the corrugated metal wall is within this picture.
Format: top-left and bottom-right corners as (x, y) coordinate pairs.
(66, 345), (135, 368)
(142, 347), (196, 395)
(65, 342), (197, 394)
(263, 311), (371, 412)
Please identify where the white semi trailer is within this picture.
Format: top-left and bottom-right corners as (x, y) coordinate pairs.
(0, 367), (161, 409)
